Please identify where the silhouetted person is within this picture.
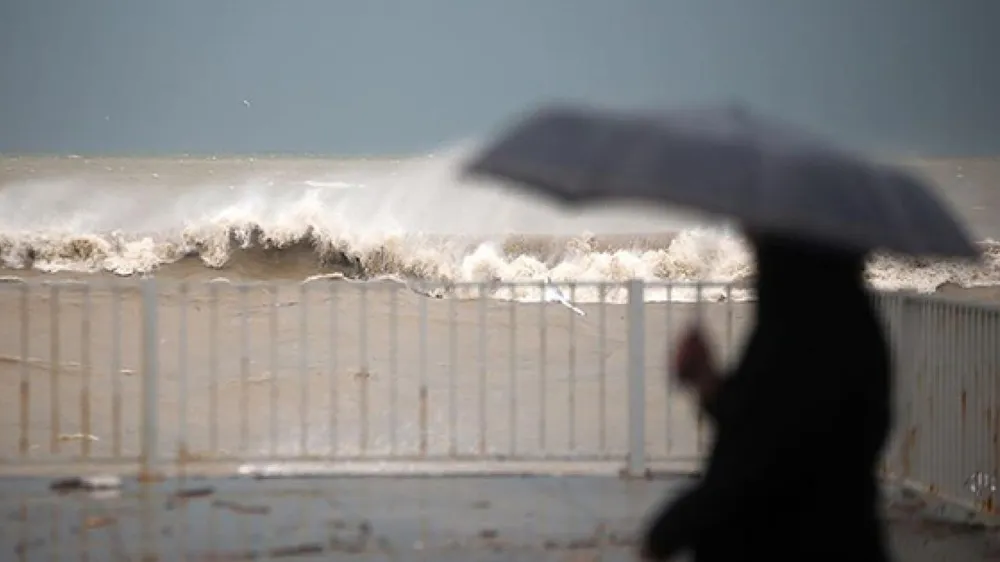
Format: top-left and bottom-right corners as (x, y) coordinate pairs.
(640, 233), (893, 561)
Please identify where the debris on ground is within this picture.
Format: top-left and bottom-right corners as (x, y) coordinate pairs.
(211, 499), (271, 515)
(49, 475), (123, 492)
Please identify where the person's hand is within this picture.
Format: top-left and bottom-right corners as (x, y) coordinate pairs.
(673, 327), (719, 398)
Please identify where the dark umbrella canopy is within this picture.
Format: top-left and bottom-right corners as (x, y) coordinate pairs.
(464, 104), (980, 259)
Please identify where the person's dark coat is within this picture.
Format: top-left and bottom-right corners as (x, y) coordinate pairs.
(641, 235), (893, 561)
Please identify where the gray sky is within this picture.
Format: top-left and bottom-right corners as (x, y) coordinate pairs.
(1, 0), (997, 156)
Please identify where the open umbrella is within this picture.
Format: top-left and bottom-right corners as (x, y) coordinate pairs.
(464, 104), (980, 259)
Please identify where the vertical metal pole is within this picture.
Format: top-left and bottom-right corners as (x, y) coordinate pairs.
(141, 279), (159, 480)
(567, 283), (577, 452)
(538, 282), (548, 451)
(208, 283), (219, 453)
(49, 285), (61, 454)
(477, 284), (489, 455)
(597, 283), (607, 452)
(19, 283), (30, 458)
(664, 284), (674, 455)
(990, 307), (1000, 507)
(389, 285), (399, 455)
(626, 279), (647, 477)
(328, 283), (339, 456)
(898, 295), (917, 480)
(448, 297), (458, 456)
(269, 285), (280, 457)
(111, 285), (123, 457)
(418, 291), (429, 456)
(238, 285), (250, 454)
(508, 294), (518, 456)
(891, 295), (906, 477)
(178, 283), (189, 467)
(80, 284), (92, 458)
(299, 283), (310, 456)
(359, 284), (369, 454)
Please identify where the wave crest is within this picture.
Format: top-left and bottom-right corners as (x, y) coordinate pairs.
(1, 221), (997, 297)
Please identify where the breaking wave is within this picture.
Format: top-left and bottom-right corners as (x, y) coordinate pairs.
(0, 152), (997, 303)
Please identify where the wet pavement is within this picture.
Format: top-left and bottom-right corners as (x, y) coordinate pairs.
(1, 472), (999, 561)
(3, 473), (658, 561)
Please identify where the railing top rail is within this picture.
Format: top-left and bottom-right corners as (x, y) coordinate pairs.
(883, 290), (1000, 313)
(2, 275), (1000, 312)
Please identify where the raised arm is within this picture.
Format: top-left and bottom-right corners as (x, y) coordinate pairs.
(642, 353), (851, 560)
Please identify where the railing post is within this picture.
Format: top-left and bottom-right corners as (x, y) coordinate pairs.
(626, 279), (647, 477)
(140, 278), (160, 480)
(992, 307), (1000, 511)
(894, 295), (912, 480)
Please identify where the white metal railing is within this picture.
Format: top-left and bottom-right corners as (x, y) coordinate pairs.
(0, 278), (997, 513)
(876, 293), (1000, 514)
